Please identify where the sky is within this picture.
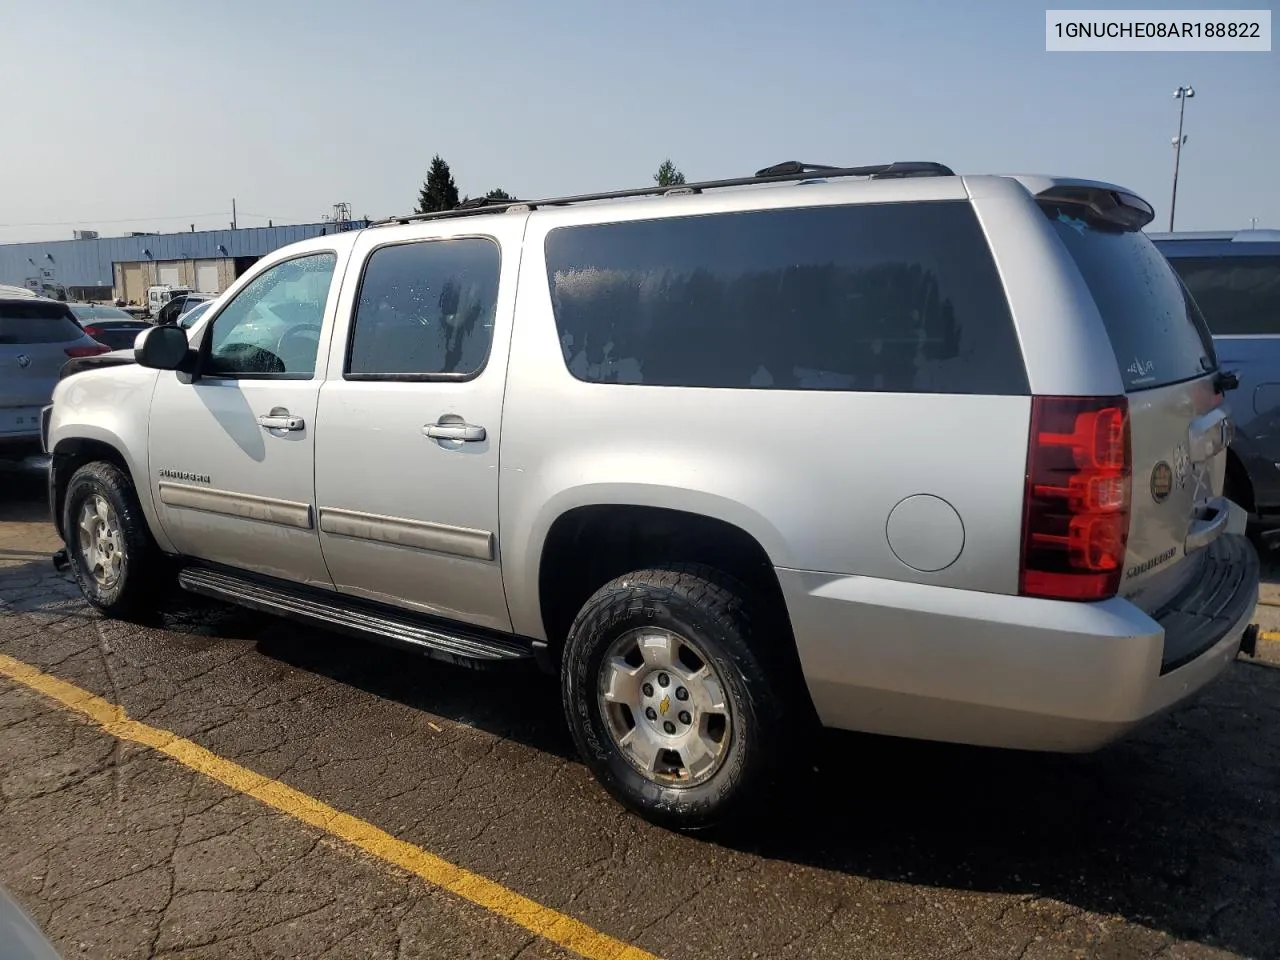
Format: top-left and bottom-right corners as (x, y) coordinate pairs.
(0, 0), (1274, 243)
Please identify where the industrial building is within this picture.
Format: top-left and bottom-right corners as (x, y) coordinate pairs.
(0, 218), (367, 304)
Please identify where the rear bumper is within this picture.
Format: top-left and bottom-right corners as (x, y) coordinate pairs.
(781, 534), (1260, 753)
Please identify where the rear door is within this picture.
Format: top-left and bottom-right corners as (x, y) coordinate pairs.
(1043, 205), (1229, 604)
(313, 220), (522, 633)
(0, 300), (91, 438)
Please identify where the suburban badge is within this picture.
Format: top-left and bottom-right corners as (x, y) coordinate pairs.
(158, 468), (211, 484)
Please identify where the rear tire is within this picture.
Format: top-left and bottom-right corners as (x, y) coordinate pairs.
(561, 563), (795, 831)
(63, 461), (164, 618)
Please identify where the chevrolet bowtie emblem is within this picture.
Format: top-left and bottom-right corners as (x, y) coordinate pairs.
(659, 694), (671, 717)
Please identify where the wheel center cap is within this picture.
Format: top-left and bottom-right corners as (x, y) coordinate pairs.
(640, 671), (692, 736)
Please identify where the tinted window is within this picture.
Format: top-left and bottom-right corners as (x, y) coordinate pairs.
(347, 238), (500, 378)
(206, 253), (336, 377)
(1043, 206), (1214, 391)
(1164, 255), (1280, 336)
(0, 302), (83, 344)
(544, 201), (1026, 394)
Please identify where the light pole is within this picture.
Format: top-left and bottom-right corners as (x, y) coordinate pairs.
(1169, 85), (1195, 232)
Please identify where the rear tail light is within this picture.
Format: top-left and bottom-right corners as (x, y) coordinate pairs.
(81, 325), (102, 337)
(64, 343), (111, 358)
(1019, 396), (1132, 601)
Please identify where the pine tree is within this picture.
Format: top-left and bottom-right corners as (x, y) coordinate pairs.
(416, 155), (460, 213)
(654, 159), (686, 187)
(485, 188), (513, 201)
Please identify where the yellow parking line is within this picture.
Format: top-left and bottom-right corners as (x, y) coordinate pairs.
(0, 652), (659, 960)
(1260, 630), (1280, 643)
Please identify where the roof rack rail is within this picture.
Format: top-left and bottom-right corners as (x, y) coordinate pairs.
(371, 160), (955, 228)
(754, 161), (844, 177)
(454, 195), (519, 210)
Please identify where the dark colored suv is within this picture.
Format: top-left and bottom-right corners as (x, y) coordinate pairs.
(1152, 229), (1280, 544)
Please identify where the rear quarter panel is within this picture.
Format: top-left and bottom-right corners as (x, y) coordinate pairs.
(500, 184), (1033, 642)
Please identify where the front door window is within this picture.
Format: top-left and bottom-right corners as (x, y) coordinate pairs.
(206, 252), (337, 378)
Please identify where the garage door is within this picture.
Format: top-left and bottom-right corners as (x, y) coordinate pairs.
(195, 262), (220, 294)
(158, 263), (180, 287)
(122, 263), (145, 304)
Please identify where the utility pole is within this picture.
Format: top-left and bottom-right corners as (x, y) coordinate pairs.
(1169, 85), (1195, 232)
(231, 198), (237, 230)
(1250, 217), (1258, 230)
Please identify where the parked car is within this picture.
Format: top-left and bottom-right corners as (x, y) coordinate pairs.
(45, 162), (1259, 829)
(2, 292), (109, 462)
(176, 298), (214, 330)
(1151, 229), (1280, 546)
(154, 292), (210, 326)
(66, 303), (152, 351)
(146, 284), (192, 320)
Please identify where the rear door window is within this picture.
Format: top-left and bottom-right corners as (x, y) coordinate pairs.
(1163, 255), (1280, 336)
(544, 200), (1028, 394)
(347, 238), (501, 379)
(1043, 206), (1215, 390)
(0, 302), (84, 344)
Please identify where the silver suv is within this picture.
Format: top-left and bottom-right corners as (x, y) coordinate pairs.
(43, 162), (1261, 829)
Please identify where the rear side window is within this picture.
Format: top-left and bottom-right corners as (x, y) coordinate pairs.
(0, 302), (83, 344)
(1163, 255), (1280, 336)
(1043, 207), (1215, 391)
(347, 238), (500, 379)
(544, 201), (1027, 394)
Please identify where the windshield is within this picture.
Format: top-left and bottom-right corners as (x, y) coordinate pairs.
(1042, 205), (1215, 391)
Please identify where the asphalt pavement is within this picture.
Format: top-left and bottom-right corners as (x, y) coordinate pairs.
(2, 465), (1279, 960)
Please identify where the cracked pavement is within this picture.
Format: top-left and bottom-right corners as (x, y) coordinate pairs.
(3, 468), (1280, 960)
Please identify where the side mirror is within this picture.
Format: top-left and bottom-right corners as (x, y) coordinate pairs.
(135, 324), (193, 371)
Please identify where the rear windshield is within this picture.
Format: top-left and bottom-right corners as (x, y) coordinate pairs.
(0, 301), (84, 344)
(69, 304), (135, 321)
(1163, 254), (1280, 336)
(1043, 205), (1215, 391)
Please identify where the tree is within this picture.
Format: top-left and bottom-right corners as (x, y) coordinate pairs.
(416, 155), (460, 213)
(485, 188), (513, 201)
(654, 159), (686, 188)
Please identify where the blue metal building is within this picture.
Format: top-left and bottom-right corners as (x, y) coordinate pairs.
(0, 220), (367, 302)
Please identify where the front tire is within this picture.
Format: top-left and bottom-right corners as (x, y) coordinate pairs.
(63, 461), (162, 618)
(561, 564), (793, 831)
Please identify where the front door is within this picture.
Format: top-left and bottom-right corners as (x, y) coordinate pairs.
(149, 249), (343, 586)
(313, 223), (521, 632)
